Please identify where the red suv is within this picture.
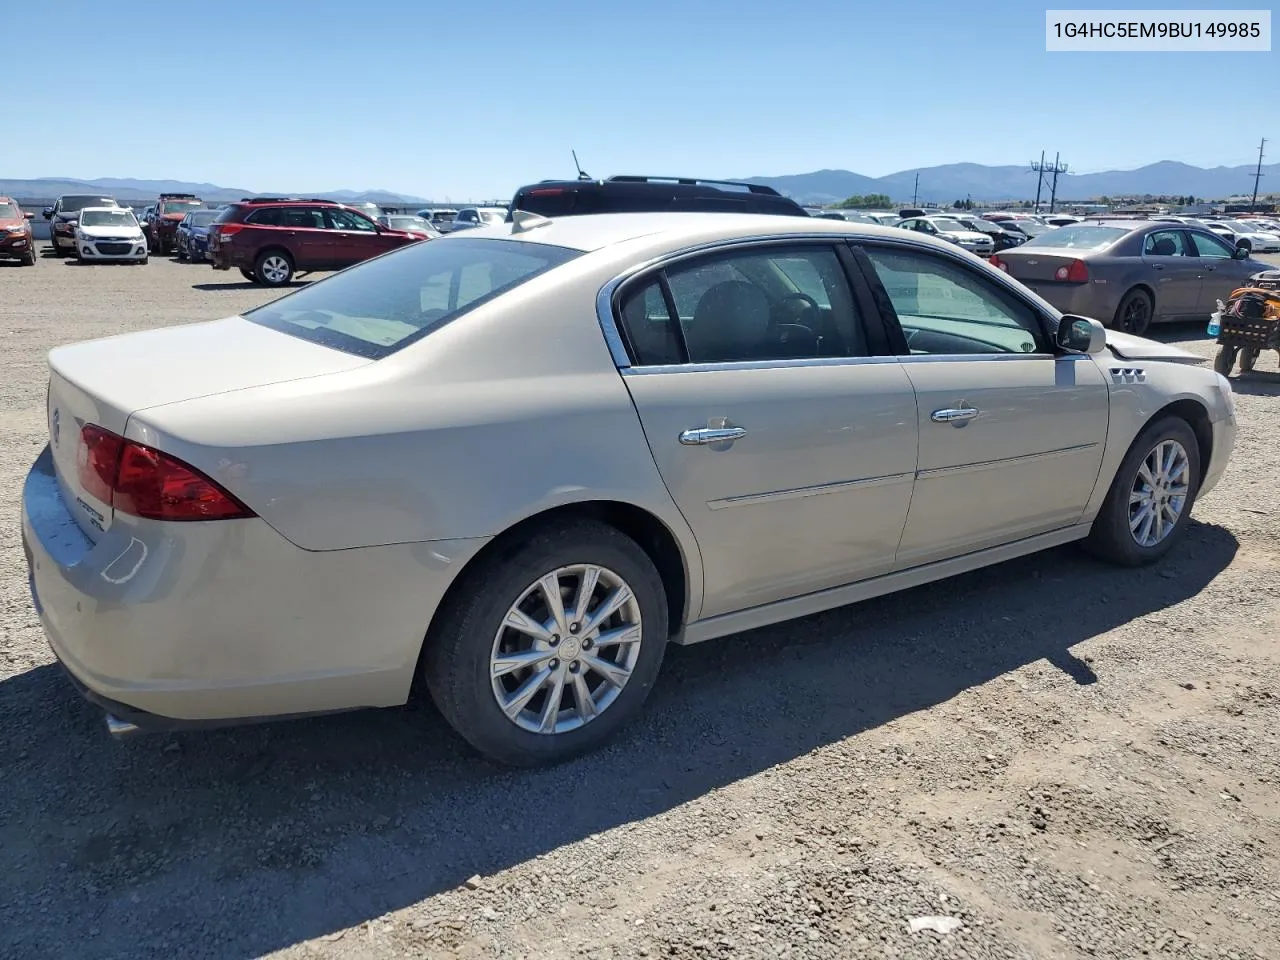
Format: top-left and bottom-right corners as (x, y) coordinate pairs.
(148, 193), (206, 256)
(208, 197), (425, 286)
(0, 197), (37, 266)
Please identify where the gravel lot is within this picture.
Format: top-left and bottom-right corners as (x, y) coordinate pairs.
(2, 248), (1279, 960)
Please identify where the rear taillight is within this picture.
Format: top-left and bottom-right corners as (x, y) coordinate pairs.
(76, 424), (252, 521)
(990, 254), (1009, 272)
(217, 223), (245, 241)
(1054, 259), (1089, 282)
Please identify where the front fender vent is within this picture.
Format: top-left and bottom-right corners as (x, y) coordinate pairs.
(1110, 367), (1146, 383)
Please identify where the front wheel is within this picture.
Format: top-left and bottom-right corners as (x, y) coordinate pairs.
(1084, 416), (1201, 567)
(423, 521), (669, 767)
(22, 245), (36, 266)
(254, 250), (294, 286)
(1114, 288), (1154, 336)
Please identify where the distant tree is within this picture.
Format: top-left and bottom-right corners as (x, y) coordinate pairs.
(837, 193), (893, 209)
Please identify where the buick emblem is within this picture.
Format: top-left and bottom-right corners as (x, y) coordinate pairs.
(51, 408), (61, 446)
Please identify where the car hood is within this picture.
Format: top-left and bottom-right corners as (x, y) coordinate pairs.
(940, 230), (991, 243)
(78, 224), (143, 238)
(1104, 329), (1205, 365)
(0, 216), (26, 229)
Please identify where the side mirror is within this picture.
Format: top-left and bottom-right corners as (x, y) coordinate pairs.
(23, 212), (34, 220)
(1057, 314), (1107, 353)
(1233, 244), (1250, 260)
(42, 207), (53, 219)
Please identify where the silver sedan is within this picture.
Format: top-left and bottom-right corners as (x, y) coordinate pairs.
(22, 212), (1237, 765)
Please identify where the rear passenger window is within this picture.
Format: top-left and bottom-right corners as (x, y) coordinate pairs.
(615, 245), (868, 365)
(246, 208), (283, 226)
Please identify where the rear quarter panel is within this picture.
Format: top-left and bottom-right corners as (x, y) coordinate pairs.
(125, 243), (707, 612)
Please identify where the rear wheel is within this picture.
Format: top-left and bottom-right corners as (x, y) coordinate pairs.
(254, 250), (294, 286)
(423, 521), (669, 767)
(1114, 288), (1154, 336)
(1084, 415), (1201, 567)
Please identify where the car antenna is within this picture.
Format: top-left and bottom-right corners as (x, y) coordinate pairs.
(572, 149), (592, 182)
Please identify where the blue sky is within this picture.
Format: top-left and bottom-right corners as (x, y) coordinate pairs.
(8, 0), (1276, 200)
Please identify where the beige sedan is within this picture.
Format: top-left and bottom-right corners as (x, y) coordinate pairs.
(22, 212), (1237, 766)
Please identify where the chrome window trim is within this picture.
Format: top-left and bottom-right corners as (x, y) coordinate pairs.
(594, 230), (1067, 373)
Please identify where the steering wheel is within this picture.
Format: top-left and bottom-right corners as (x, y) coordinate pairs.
(776, 292), (821, 319)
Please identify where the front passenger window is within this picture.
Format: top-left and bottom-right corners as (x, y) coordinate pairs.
(863, 246), (1046, 355)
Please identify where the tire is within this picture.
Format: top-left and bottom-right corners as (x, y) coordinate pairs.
(22, 245), (36, 266)
(423, 520), (669, 767)
(1113, 288), (1154, 336)
(254, 249), (294, 286)
(239, 267), (256, 282)
(1214, 345), (1239, 377)
(1240, 347), (1260, 374)
(176, 242), (187, 261)
(1084, 415), (1201, 567)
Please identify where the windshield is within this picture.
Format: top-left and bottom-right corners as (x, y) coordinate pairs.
(79, 209), (138, 228)
(161, 200), (203, 214)
(60, 196), (116, 213)
(0, 202), (20, 219)
(1018, 224), (1126, 250)
(479, 210), (506, 223)
(1010, 221), (1051, 237)
(960, 218), (998, 234)
(928, 219), (968, 232)
(245, 238), (581, 359)
(1222, 220), (1266, 232)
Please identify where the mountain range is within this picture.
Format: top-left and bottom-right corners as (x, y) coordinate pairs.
(742, 160), (1278, 205)
(1, 160), (1275, 207)
(0, 177), (430, 205)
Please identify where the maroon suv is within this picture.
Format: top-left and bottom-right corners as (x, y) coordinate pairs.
(148, 193), (206, 255)
(208, 197), (425, 286)
(0, 197), (37, 266)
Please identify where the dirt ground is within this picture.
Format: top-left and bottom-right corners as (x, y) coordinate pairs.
(1, 248), (1279, 960)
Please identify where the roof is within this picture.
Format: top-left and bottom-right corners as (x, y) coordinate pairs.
(441, 211), (928, 253)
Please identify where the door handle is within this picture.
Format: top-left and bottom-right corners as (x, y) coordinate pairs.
(931, 407), (980, 424)
(1151, 263), (1164, 270)
(679, 427), (747, 445)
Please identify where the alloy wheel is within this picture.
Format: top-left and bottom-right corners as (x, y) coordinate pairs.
(1129, 439), (1190, 548)
(1121, 297), (1151, 335)
(260, 255), (291, 284)
(490, 564), (643, 735)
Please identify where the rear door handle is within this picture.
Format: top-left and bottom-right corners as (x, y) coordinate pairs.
(679, 427), (747, 445)
(1151, 263), (1164, 271)
(931, 407), (980, 424)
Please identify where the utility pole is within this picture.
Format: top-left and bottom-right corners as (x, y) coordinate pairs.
(1250, 138), (1266, 213)
(1048, 152), (1068, 212)
(912, 172), (919, 207)
(1030, 151), (1046, 212)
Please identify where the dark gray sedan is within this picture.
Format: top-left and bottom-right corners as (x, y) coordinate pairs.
(991, 220), (1271, 335)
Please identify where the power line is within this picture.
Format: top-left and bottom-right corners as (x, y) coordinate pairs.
(1250, 138), (1266, 213)
(1030, 151), (1068, 212)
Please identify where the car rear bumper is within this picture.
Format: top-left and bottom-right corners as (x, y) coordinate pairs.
(1019, 280), (1115, 323)
(21, 444), (489, 728)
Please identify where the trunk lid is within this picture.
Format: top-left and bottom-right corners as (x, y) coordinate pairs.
(45, 315), (372, 540)
(997, 247), (1084, 283)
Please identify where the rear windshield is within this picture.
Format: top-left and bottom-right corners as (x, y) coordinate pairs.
(1018, 225), (1127, 250)
(244, 238), (581, 359)
(59, 196), (116, 212)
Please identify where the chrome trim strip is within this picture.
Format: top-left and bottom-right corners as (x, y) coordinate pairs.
(618, 352), (1057, 376)
(593, 228), (1068, 372)
(916, 442), (1098, 480)
(706, 471), (914, 510)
